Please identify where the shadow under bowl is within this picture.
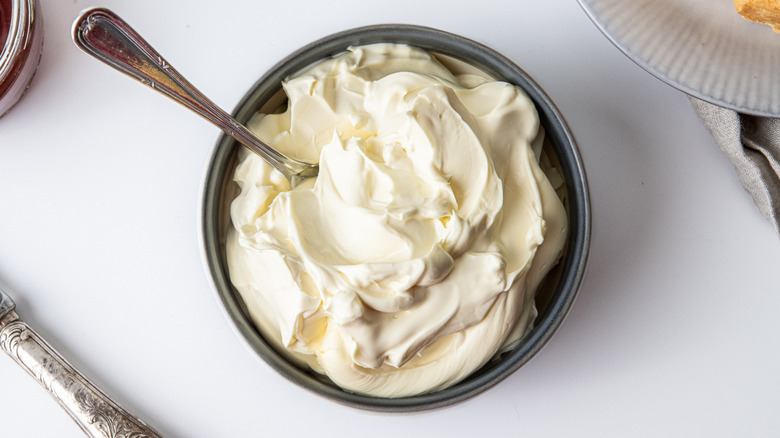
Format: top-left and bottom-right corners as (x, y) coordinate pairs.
(200, 24), (591, 412)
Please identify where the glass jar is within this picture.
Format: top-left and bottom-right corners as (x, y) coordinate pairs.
(0, 0), (43, 119)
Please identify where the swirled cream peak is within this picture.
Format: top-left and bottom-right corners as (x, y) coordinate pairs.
(226, 43), (568, 397)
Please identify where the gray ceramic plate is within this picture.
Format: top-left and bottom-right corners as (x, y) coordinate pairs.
(200, 24), (591, 412)
(579, 0), (780, 117)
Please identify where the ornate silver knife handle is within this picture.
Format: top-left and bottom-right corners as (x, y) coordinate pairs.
(0, 289), (162, 438)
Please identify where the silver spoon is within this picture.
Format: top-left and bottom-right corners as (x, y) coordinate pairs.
(72, 8), (318, 185)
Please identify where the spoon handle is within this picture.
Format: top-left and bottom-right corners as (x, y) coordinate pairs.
(72, 7), (310, 179)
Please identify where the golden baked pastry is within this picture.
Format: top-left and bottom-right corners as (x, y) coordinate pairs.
(735, 0), (780, 33)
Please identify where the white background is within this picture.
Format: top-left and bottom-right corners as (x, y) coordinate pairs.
(2, 0), (780, 437)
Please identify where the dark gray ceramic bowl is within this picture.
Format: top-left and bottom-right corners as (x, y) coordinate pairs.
(200, 24), (590, 412)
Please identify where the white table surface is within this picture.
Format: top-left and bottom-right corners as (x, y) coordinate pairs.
(2, 0), (780, 436)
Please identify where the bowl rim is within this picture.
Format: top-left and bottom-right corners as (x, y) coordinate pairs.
(199, 23), (591, 412)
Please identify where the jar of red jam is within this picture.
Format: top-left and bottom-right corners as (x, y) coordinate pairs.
(0, 0), (43, 118)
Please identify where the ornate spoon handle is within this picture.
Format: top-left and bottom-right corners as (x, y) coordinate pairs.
(71, 7), (318, 183)
(0, 309), (162, 438)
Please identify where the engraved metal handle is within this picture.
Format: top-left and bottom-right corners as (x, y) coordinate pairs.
(71, 7), (318, 184)
(0, 290), (162, 438)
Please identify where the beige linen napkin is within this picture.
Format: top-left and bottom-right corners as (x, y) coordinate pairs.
(691, 97), (780, 232)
